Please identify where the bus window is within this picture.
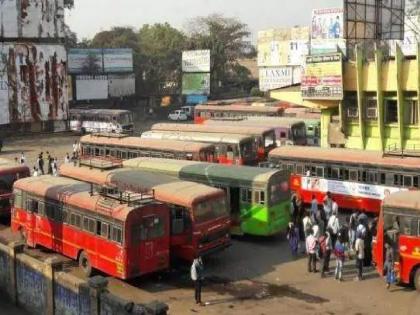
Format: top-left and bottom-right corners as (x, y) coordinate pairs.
(316, 167), (324, 178)
(380, 173), (386, 184)
(83, 216), (96, 234)
(394, 174), (402, 186)
(331, 168), (340, 180)
(349, 169), (358, 182)
(403, 175), (413, 187)
(414, 177), (419, 188)
(95, 148), (100, 156)
(280, 132), (287, 139)
(241, 189), (252, 203)
(70, 213), (81, 228)
(27, 199), (39, 213)
(296, 164), (304, 175)
(98, 221), (109, 238)
(140, 216), (164, 240)
(399, 216), (418, 236)
(14, 190), (22, 208)
(367, 171), (378, 184)
(111, 225), (123, 244)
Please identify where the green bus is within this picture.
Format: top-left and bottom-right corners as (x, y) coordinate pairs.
(123, 158), (290, 236)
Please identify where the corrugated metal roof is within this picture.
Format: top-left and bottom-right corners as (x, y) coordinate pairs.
(123, 157), (281, 186)
(0, 158), (29, 173)
(70, 109), (131, 115)
(269, 146), (420, 170)
(141, 131), (253, 144)
(80, 135), (214, 153)
(59, 164), (224, 208)
(14, 176), (140, 221)
(205, 118), (306, 128)
(383, 191), (420, 211)
(151, 123), (274, 136)
(195, 105), (282, 113)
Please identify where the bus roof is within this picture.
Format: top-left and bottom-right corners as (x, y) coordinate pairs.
(59, 164), (224, 208)
(151, 123), (274, 136)
(195, 105), (282, 113)
(80, 135), (214, 153)
(269, 146), (420, 170)
(0, 158), (29, 173)
(205, 118), (306, 128)
(70, 109), (131, 116)
(123, 157), (282, 187)
(13, 176), (145, 221)
(141, 131), (254, 144)
(383, 191), (420, 211)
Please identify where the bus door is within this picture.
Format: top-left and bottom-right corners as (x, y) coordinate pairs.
(139, 213), (169, 274)
(24, 197), (40, 247)
(169, 206), (191, 245)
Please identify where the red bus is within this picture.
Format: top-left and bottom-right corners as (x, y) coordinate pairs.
(80, 134), (216, 162)
(151, 123), (276, 161)
(141, 131), (257, 165)
(267, 146), (420, 214)
(59, 163), (231, 262)
(194, 105), (283, 124)
(11, 176), (170, 279)
(373, 191), (420, 290)
(0, 159), (30, 217)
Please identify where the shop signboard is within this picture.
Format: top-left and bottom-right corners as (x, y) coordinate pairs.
(182, 50), (211, 72)
(182, 73), (210, 95)
(301, 53), (343, 100)
(259, 67), (300, 92)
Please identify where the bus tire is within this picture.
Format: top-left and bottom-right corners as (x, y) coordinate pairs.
(414, 268), (420, 292)
(78, 251), (92, 277)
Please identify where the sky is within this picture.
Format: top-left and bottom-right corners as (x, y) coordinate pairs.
(66, 0), (341, 41)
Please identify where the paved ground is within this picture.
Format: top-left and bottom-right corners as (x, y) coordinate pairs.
(1, 132), (420, 314)
(0, 298), (30, 315)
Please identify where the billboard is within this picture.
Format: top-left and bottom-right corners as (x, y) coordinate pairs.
(311, 7), (346, 54)
(389, 15), (420, 56)
(68, 49), (103, 74)
(259, 67), (302, 92)
(0, 43), (68, 124)
(344, 0), (405, 40)
(103, 49), (134, 73)
(186, 95), (208, 105)
(0, 0), (66, 39)
(75, 75), (108, 101)
(301, 53), (343, 100)
(108, 74), (136, 97)
(182, 50), (211, 73)
(182, 73), (210, 95)
(257, 27), (310, 67)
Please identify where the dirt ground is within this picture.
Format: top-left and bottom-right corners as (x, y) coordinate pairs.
(1, 133), (420, 315)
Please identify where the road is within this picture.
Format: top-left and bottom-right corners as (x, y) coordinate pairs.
(0, 298), (30, 315)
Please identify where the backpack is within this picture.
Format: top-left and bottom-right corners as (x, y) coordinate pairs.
(319, 235), (327, 254)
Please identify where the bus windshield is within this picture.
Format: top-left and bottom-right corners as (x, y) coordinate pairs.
(193, 197), (228, 224)
(240, 140), (255, 160)
(120, 113), (133, 125)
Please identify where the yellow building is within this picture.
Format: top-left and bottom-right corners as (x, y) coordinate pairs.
(270, 44), (420, 153)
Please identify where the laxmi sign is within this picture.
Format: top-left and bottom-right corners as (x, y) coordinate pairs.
(259, 67), (301, 92)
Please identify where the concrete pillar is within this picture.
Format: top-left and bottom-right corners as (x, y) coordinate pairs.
(7, 241), (24, 305)
(44, 257), (62, 315)
(87, 276), (108, 315)
(375, 45), (385, 152)
(417, 43), (420, 130)
(395, 43), (405, 150)
(355, 45), (365, 149)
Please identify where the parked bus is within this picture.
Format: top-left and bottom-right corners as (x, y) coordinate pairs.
(123, 158), (290, 236)
(151, 123), (276, 160)
(194, 105), (283, 124)
(141, 131), (257, 166)
(59, 164), (231, 261)
(11, 176), (170, 279)
(205, 118), (307, 146)
(70, 109), (134, 134)
(80, 134), (216, 162)
(267, 146), (420, 214)
(373, 191), (420, 290)
(0, 159), (30, 217)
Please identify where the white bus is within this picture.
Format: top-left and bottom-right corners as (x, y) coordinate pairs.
(70, 109), (134, 134)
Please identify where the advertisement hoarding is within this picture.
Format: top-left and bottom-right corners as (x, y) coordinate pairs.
(108, 74), (136, 97)
(75, 75), (108, 101)
(0, 0), (66, 38)
(182, 50), (211, 72)
(182, 73), (211, 95)
(186, 95), (208, 105)
(257, 27), (310, 67)
(103, 49), (134, 73)
(259, 66), (302, 92)
(0, 43), (68, 124)
(311, 7), (346, 54)
(68, 49), (103, 74)
(301, 53), (343, 100)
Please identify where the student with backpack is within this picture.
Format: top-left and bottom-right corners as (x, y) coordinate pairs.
(327, 210), (340, 248)
(334, 234), (346, 281)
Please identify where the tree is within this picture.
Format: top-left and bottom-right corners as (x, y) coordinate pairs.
(186, 14), (253, 96)
(137, 23), (187, 96)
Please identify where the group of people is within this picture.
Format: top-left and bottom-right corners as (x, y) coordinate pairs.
(287, 193), (377, 282)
